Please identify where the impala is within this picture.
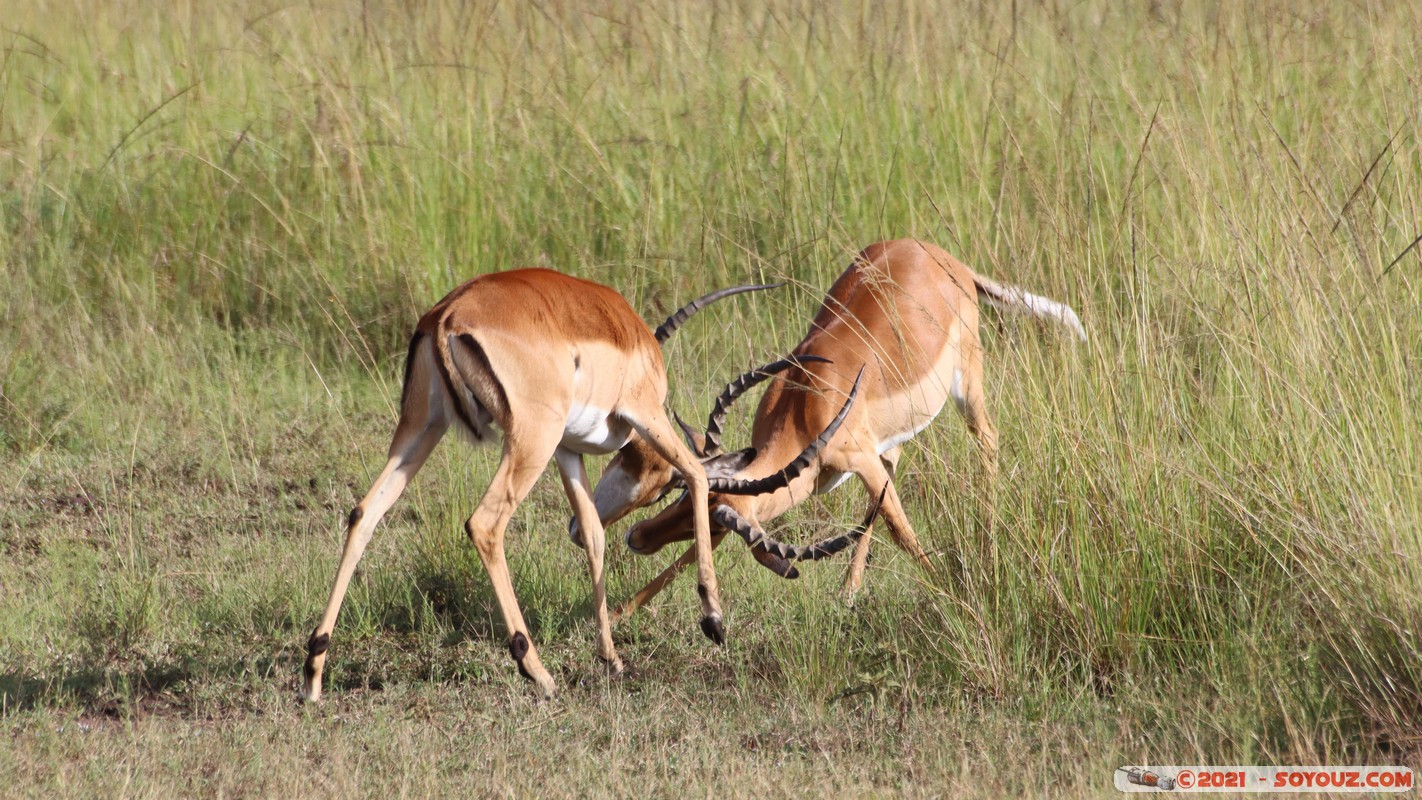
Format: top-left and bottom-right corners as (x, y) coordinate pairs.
(301, 269), (841, 701)
(578, 238), (1086, 617)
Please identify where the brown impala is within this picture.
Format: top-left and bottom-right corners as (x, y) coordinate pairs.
(302, 270), (846, 701)
(576, 239), (1086, 618)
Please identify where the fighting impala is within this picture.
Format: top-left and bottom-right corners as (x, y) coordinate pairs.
(302, 269), (843, 701)
(578, 238), (1086, 617)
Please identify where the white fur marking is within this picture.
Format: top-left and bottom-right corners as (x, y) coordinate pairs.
(949, 368), (968, 415)
(877, 416), (937, 456)
(591, 463), (640, 522)
(815, 470), (854, 494)
(563, 403), (632, 453)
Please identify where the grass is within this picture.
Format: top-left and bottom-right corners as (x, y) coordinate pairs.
(2, 0), (1420, 796)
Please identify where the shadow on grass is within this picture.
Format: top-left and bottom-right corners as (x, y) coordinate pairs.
(0, 553), (610, 718)
(0, 657), (196, 718)
(366, 545), (584, 644)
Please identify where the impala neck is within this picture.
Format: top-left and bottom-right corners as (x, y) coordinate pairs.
(740, 410), (830, 523)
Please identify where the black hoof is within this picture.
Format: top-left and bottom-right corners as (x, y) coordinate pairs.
(700, 615), (726, 646)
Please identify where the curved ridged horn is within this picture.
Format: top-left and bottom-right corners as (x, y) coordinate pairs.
(654, 283), (784, 344)
(703, 354), (831, 457)
(707, 366), (865, 496)
(710, 487), (884, 564)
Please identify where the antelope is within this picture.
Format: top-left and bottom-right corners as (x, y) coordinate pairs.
(301, 269), (843, 701)
(578, 238), (1086, 618)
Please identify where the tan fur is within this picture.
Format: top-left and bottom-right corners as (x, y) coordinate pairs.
(302, 269), (722, 702)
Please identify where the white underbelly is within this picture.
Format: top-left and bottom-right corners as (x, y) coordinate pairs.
(873, 366), (964, 454)
(562, 403), (633, 454)
(877, 415), (937, 455)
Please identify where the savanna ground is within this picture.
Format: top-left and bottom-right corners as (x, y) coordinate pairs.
(2, 1), (1420, 796)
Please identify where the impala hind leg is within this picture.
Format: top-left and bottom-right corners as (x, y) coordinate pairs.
(554, 448), (622, 673)
(957, 355), (999, 550)
(303, 417), (448, 702)
(627, 413), (725, 644)
(958, 356), (999, 483)
(468, 431), (563, 700)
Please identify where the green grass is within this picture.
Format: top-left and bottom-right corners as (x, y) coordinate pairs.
(2, 0), (1420, 795)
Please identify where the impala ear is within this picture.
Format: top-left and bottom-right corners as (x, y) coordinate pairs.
(702, 447), (756, 481)
(673, 411), (707, 457)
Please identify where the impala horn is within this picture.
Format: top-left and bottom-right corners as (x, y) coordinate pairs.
(702, 354), (831, 457)
(654, 283), (784, 344)
(711, 486), (885, 567)
(706, 367), (864, 496)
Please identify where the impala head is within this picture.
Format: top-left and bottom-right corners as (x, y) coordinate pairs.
(580, 437), (762, 548)
(575, 434), (685, 540)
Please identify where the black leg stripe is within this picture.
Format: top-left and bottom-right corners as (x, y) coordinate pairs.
(508, 632), (534, 680)
(398, 332), (425, 409)
(508, 631), (530, 662)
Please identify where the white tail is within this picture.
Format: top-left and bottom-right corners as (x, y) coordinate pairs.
(974, 275), (1087, 341)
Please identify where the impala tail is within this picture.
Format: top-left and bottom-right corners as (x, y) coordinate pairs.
(428, 322), (505, 442)
(974, 274), (1087, 341)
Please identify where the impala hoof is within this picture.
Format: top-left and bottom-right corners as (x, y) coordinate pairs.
(300, 667), (322, 703)
(700, 614), (725, 645)
(301, 632), (330, 703)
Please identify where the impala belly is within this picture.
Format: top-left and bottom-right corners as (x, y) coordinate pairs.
(877, 414), (937, 455)
(811, 363), (959, 494)
(862, 340), (967, 460)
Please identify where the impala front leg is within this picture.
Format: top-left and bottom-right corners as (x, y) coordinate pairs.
(842, 450), (896, 598)
(842, 453), (931, 597)
(629, 414), (725, 644)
